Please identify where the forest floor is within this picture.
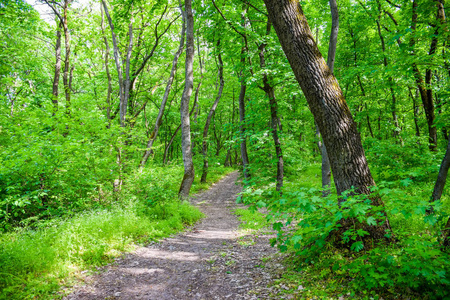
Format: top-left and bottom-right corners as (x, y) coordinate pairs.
(64, 172), (292, 300)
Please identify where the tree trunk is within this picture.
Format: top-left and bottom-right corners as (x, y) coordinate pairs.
(122, 19), (133, 127)
(101, 0), (133, 128)
(327, 0), (339, 73)
(201, 40), (224, 183)
(52, 22), (62, 116)
(316, 124), (331, 196)
(239, 81), (250, 181)
(258, 22), (283, 191)
(430, 138), (450, 247)
(140, 6), (186, 168)
(373, 0), (402, 143)
(432, 138), (450, 203)
(62, 0), (71, 116)
(409, 87), (421, 137)
(192, 33), (204, 154)
(239, 11), (251, 181)
(178, 0), (195, 199)
(263, 0), (392, 243)
(101, 7), (112, 126)
(316, 0), (338, 196)
(163, 82), (199, 165)
(409, 0), (443, 151)
(164, 124), (180, 164)
(224, 149), (231, 167)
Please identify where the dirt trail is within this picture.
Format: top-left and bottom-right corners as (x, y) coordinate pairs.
(65, 172), (288, 300)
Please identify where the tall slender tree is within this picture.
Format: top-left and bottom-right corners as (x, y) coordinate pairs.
(201, 39), (224, 183)
(140, 5), (186, 168)
(178, 0), (195, 199)
(257, 21), (284, 191)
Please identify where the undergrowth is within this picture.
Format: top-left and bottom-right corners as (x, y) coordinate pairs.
(240, 138), (450, 299)
(234, 208), (268, 232)
(0, 163), (234, 300)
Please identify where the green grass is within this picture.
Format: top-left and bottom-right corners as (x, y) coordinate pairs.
(234, 208), (268, 231)
(0, 201), (202, 299)
(0, 165), (236, 300)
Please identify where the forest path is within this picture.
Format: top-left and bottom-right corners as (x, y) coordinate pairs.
(65, 171), (288, 300)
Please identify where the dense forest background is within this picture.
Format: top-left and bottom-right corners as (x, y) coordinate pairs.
(1, 0), (449, 298)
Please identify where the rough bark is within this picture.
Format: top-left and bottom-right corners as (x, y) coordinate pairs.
(258, 22), (283, 191)
(263, 0), (392, 242)
(178, 0), (195, 200)
(140, 6), (186, 168)
(201, 40), (224, 183)
(52, 22), (62, 115)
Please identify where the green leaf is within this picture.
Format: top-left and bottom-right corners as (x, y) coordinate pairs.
(350, 241), (364, 252)
(366, 216), (377, 226)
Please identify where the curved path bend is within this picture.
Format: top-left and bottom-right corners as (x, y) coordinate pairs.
(65, 172), (287, 300)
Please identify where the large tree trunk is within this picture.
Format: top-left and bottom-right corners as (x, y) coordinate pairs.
(52, 22), (62, 116)
(258, 22), (283, 191)
(263, 0), (391, 242)
(178, 0), (195, 200)
(201, 40), (224, 183)
(140, 6), (186, 168)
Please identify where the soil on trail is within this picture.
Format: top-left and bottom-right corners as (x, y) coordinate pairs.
(65, 172), (289, 300)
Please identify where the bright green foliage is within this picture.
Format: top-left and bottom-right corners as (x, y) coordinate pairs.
(234, 208), (268, 231)
(242, 145), (450, 298)
(0, 200), (203, 300)
(0, 163), (233, 299)
(1, 0), (449, 298)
